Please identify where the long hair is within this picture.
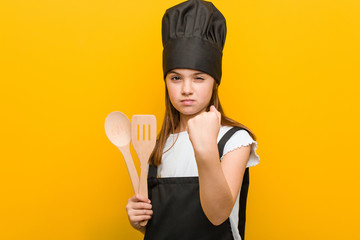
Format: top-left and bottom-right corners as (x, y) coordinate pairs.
(149, 81), (257, 166)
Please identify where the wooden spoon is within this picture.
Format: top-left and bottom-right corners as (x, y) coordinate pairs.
(105, 111), (139, 194)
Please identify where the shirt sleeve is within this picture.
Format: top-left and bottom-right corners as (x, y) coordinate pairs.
(220, 129), (260, 168)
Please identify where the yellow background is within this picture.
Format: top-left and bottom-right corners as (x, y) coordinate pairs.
(1, 0), (359, 239)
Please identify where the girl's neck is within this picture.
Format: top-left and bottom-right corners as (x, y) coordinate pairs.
(175, 114), (192, 133)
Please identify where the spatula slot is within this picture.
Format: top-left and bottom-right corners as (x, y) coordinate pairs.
(143, 124), (146, 140)
(136, 124), (152, 141)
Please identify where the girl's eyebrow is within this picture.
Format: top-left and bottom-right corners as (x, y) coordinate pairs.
(168, 70), (205, 76)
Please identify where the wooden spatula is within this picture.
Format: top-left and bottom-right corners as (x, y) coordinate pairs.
(131, 115), (156, 226)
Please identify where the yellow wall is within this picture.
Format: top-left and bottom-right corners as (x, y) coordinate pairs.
(1, 0), (359, 239)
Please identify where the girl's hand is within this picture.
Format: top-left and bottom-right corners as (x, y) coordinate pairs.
(126, 194), (153, 233)
(187, 105), (221, 154)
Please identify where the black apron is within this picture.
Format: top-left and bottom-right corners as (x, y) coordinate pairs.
(144, 127), (250, 240)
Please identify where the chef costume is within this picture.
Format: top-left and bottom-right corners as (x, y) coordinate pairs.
(144, 1), (260, 240)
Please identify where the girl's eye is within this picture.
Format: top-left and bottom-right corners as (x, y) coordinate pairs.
(171, 76), (180, 80)
(195, 77), (204, 80)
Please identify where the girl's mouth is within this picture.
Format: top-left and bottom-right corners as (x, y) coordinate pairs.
(181, 100), (195, 105)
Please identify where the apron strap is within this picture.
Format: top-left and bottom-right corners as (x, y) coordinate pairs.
(148, 163), (158, 178)
(217, 126), (249, 158)
(239, 167), (249, 240)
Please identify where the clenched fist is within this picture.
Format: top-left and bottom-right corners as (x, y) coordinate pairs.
(187, 105), (221, 154)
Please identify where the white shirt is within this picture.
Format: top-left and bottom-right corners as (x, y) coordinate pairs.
(157, 125), (260, 240)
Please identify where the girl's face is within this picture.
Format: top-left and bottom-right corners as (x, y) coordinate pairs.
(166, 68), (215, 118)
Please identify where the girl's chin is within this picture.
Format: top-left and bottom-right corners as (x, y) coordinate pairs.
(175, 107), (194, 114)
(177, 107), (206, 116)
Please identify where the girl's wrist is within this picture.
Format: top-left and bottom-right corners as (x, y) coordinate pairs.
(191, 136), (217, 151)
(194, 143), (219, 164)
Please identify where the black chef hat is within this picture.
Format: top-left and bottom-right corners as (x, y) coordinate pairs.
(162, 0), (227, 85)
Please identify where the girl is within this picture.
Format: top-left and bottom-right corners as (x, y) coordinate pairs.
(126, 1), (260, 239)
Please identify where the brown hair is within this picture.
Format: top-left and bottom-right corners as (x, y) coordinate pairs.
(149, 81), (257, 166)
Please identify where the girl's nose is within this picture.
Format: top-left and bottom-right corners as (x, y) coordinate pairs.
(181, 79), (193, 95)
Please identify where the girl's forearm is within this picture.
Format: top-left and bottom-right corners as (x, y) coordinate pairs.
(194, 145), (235, 226)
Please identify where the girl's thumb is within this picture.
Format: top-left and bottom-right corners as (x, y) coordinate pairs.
(210, 105), (217, 112)
(210, 105), (221, 124)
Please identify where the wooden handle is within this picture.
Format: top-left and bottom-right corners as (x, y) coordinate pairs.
(140, 220), (148, 226)
(119, 145), (139, 194)
(138, 159), (148, 226)
(139, 161), (148, 198)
